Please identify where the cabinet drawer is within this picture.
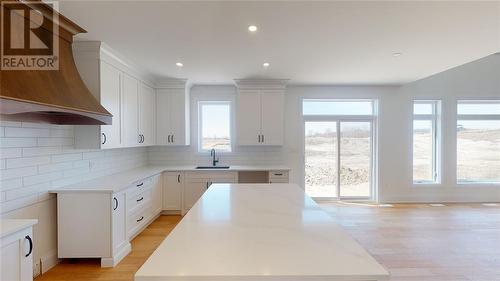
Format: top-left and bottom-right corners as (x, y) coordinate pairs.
(127, 176), (155, 197)
(269, 170), (288, 179)
(127, 206), (151, 238)
(127, 188), (152, 213)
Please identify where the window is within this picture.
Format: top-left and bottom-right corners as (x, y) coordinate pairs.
(303, 99), (376, 199)
(303, 100), (373, 116)
(413, 100), (440, 184)
(457, 100), (500, 184)
(198, 101), (231, 152)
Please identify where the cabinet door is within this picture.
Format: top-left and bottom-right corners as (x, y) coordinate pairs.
(156, 91), (171, 145)
(139, 83), (156, 146)
(111, 191), (127, 255)
(1, 229), (33, 281)
(169, 91), (188, 145)
(100, 61), (122, 149)
(184, 178), (208, 211)
(236, 90), (262, 145)
(152, 176), (163, 214)
(260, 90), (284, 145)
(163, 172), (183, 211)
(122, 74), (139, 146)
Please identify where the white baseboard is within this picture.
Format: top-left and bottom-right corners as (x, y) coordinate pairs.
(101, 242), (132, 268)
(40, 249), (60, 274)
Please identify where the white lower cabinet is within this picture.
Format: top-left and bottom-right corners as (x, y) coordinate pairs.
(163, 172), (183, 211)
(54, 174), (162, 268)
(183, 171), (237, 213)
(1, 221), (37, 281)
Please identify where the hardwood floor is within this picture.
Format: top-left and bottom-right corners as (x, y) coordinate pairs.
(36, 204), (500, 281)
(321, 203), (500, 281)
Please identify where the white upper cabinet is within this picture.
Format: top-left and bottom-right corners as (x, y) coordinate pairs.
(236, 90), (262, 145)
(73, 41), (156, 149)
(156, 79), (190, 146)
(139, 83), (156, 146)
(235, 80), (287, 146)
(122, 73), (140, 146)
(99, 62), (122, 148)
(260, 90), (284, 145)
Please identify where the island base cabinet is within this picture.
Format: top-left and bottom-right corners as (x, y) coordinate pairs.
(1, 228), (34, 281)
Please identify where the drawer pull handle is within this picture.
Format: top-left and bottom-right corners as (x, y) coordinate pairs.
(25, 235), (33, 257)
(136, 197), (144, 202)
(177, 174), (181, 183)
(274, 173), (283, 176)
(113, 197), (118, 210)
(136, 183), (144, 187)
(137, 216), (144, 222)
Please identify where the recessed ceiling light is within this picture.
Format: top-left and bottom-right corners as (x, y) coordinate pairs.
(176, 62), (183, 67)
(263, 62), (270, 67)
(392, 52), (402, 57)
(248, 25), (258, 32)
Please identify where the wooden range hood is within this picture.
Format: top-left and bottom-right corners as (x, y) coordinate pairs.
(0, 0), (112, 125)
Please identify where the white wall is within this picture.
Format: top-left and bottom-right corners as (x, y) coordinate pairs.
(388, 54), (500, 202)
(150, 54), (500, 203)
(0, 122), (147, 275)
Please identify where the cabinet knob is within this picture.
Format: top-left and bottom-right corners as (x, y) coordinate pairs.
(25, 235), (33, 257)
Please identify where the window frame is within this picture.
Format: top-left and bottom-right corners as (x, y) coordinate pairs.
(197, 100), (233, 153)
(456, 100), (500, 185)
(412, 100), (441, 185)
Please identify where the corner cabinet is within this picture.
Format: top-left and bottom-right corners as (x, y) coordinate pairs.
(1, 220), (37, 281)
(73, 41), (156, 149)
(156, 80), (190, 146)
(235, 80), (287, 146)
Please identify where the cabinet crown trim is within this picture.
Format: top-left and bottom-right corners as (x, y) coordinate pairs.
(234, 79), (289, 90)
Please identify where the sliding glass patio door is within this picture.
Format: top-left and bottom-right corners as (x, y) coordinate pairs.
(304, 120), (373, 199)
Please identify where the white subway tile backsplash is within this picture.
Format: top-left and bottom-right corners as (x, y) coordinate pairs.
(6, 156), (51, 169)
(22, 146), (62, 157)
(37, 137), (73, 147)
(23, 171), (63, 186)
(0, 166), (38, 181)
(0, 137), (37, 148)
(0, 148), (22, 159)
(0, 123), (148, 213)
(0, 121), (22, 127)
(38, 162), (73, 174)
(0, 178), (23, 191)
(5, 127), (50, 137)
(51, 153), (82, 163)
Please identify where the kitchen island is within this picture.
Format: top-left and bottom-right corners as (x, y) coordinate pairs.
(135, 183), (389, 281)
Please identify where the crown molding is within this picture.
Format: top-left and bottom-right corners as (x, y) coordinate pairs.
(156, 78), (189, 89)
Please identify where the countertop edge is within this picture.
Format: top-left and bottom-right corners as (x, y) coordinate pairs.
(49, 165), (291, 194)
(1, 219), (38, 238)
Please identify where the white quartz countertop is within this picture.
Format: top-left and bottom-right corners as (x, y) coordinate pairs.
(1, 219), (38, 238)
(49, 165), (290, 194)
(135, 184), (389, 281)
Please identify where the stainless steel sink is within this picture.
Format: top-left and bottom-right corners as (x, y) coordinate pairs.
(195, 166), (230, 169)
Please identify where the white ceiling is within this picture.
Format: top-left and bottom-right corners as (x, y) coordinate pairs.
(59, 1), (500, 85)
